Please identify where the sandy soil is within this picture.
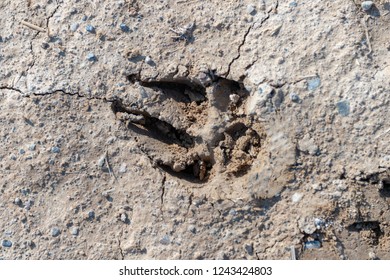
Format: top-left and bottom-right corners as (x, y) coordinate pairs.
(0, 0), (389, 259)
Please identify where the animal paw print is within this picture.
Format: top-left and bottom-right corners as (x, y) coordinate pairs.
(112, 74), (266, 182)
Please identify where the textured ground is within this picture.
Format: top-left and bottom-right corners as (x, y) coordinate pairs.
(0, 0), (389, 259)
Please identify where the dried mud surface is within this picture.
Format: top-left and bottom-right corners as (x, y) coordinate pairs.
(0, 0), (389, 259)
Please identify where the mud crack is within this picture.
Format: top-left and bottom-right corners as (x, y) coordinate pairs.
(225, 24), (253, 78)
(225, 9), (272, 78)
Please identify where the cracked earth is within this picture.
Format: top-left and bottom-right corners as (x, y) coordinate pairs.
(1, 0), (390, 260)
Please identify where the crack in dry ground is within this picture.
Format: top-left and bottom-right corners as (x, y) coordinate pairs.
(225, 0), (278, 78)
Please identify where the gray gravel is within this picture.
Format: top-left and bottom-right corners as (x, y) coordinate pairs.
(51, 227), (61, 237)
(1, 240), (12, 248)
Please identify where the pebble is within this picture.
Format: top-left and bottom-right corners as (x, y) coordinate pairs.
(88, 210), (95, 220)
(51, 227), (61, 237)
(244, 244), (254, 255)
(289, 1), (298, 7)
(312, 183), (322, 191)
(314, 218), (325, 228)
(24, 199), (32, 210)
(369, 251), (377, 260)
(119, 163), (127, 173)
(160, 235), (170, 245)
(19, 148), (25, 155)
(86, 24), (95, 33)
(21, 189), (30, 196)
(307, 77), (321, 91)
(70, 23), (79, 32)
(14, 197), (22, 205)
(336, 100), (350, 116)
(87, 53), (97, 62)
(120, 23), (130, 32)
(292, 193), (303, 203)
(145, 56), (153, 65)
(304, 240), (321, 249)
(120, 213), (127, 223)
(247, 4), (256, 15)
(41, 42), (50, 50)
(289, 92), (300, 103)
(1, 240), (12, 248)
(229, 94), (240, 104)
(28, 143), (36, 151)
(10, 154), (17, 160)
(361, 1), (373, 11)
(71, 227), (79, 236)
(97, 156), (106, 167)
(188, 225), (196, 234)
(51, 146), (60, 153)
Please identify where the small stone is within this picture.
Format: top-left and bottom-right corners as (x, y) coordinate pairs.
(102, 190), (111, 198)
(70, 23), (79, 32)
(1, 240), (12, 248)
(51, 227), (61, 237)
(307, 77), (321, 91)
(120, 213), (127, 223)
(10, 154), (17, 160)
(88, 210), (95, 219)
(119, 163), (127, 173)
(336, 100), (350, 116)
(24, 200), (32, 210)
(229, 94), (240, 104)
(87, 53), (97, 62)
(51, 146), (60, 153)
(304, 240), (321, 249)
(289, 93), (300, 103)
(244, 244), (254, 255)
(292, 193), (303, 203)
(119, 23), (130, 32)
(312, 183), (322, 191)
(41, 42), (50, 49)
(145, 56), (153, 65)
(97, 156), (105, 167)
(19, 148), (25, 155)
(28, 143), (36, 151)
(361, 1), (373, 11)
(188, 225), (196, 234)
(289, 1), (298, 7)
(14, 198), (22, 205)
(247, 4), (256, 15)
(160, 235), (170, 245)
(71, 227), (79, 236)
(229, 209), (237, 216)
(21, 189), (30, 196)
(86, 24), (95, 33)
(369, 251), (377, 260)
(314, 218), (325, 228)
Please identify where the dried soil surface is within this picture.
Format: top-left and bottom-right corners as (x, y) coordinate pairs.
(0, 0), (389, 259)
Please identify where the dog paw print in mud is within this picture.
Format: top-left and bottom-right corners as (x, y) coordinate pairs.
(111, 73), (267, 182)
